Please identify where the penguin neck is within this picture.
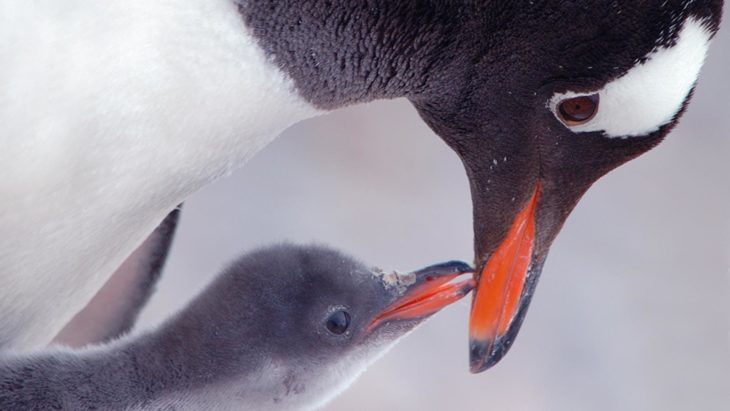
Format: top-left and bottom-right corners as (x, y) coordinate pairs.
(6, 286), (279, 409)
(101, 305), (270, 409)
(237, 0), (462, 109)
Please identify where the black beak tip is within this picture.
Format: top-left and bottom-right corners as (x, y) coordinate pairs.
(444, 260), (474, 274)
(468, 336), (516, 374)
(469, 339), (497, 373)
(415, 260), (473, 277)
(459, 281), (476, 295)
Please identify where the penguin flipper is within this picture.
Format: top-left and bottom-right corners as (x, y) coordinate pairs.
(52, 206), (182, 347)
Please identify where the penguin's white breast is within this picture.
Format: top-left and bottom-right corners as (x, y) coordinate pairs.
(0, 0), (320, 348)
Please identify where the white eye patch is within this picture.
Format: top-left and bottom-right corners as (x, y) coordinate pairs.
(549, 18), (713, 138)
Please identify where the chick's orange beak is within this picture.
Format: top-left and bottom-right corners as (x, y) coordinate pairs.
(368, 261), (475, 332)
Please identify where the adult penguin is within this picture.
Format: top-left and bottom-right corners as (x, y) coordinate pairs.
(0, 1), (723, 372)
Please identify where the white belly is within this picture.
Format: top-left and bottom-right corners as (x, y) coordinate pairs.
(0, 0), (319, 348)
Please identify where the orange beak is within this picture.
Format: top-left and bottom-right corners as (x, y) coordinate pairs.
(368, 262), (475, 332)
(469, 184), (540, 372)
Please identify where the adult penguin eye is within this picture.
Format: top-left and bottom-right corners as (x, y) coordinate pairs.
(325, 310), (351, 335)
(558, 94), (599, 125)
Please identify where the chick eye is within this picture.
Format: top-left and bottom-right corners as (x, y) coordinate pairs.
(325, 310), (351, 335)
(557, 94), (599, 125)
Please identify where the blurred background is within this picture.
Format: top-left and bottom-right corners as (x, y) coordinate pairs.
(138, 24), (730, 411)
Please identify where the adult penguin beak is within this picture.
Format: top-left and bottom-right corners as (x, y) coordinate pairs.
(468, 184), (543, 373)
(411, 94), (607, 373)
(461, 137), (614, 373)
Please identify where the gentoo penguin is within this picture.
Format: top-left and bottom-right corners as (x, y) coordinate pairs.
(0, 244), (474, 410)
(0, 1), (724, 372)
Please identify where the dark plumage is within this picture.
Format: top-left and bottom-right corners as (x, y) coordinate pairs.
(0, 244), (472, 410)
(238, 0), (724, 370)
(1, 0), (723, 376)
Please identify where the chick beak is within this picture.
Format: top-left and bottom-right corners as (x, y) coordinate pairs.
(368, 261), (475, 332)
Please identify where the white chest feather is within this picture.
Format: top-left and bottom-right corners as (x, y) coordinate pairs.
(0, 0), (320, 348)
